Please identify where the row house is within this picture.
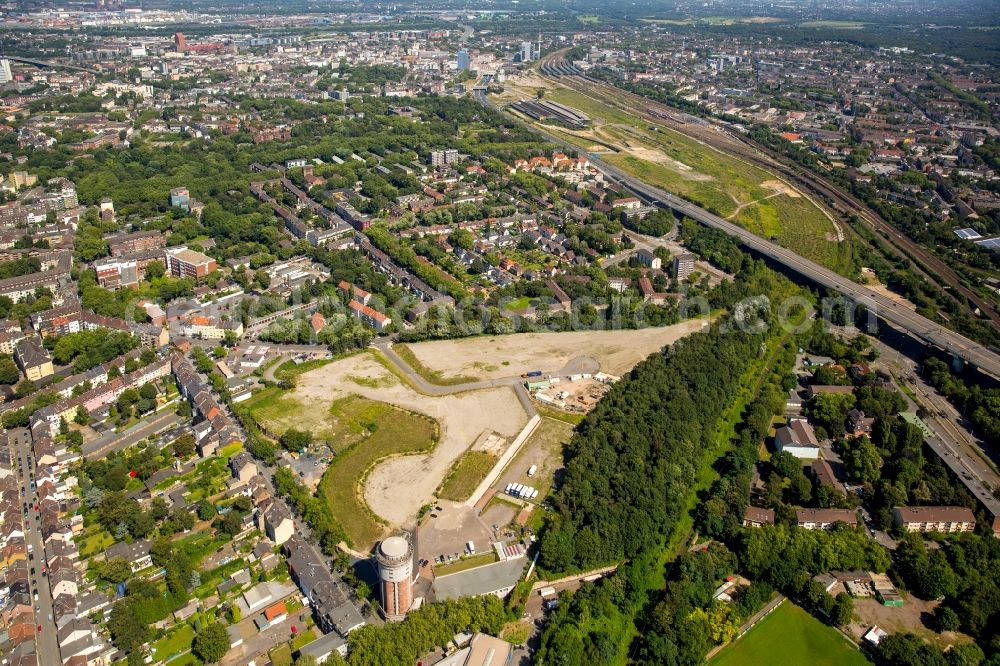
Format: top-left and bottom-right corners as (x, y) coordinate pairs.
(171, 352), (242, 454)
(0, 269), (69, 305)
(283, 536), (365, 637)
(29, 357), (171, 438)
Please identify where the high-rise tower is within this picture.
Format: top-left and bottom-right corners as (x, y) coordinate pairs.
(376, 536), (413, 621)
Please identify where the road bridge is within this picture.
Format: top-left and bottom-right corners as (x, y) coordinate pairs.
(5, 56), (99, 75)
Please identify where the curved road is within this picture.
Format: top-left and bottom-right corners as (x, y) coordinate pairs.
(475, 91), (1000, 380)
(372, 339), (602, 416)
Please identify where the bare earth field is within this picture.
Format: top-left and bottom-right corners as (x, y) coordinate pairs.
(294, 352), (529, 527)
(401, 320), (710, 382)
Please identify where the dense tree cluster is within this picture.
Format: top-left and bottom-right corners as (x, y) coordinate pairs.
(45, 328), (140, 373)
(738, 523), (890, 588)
(539, 321), (765, 573)
(0, 256), (41, 280)
(273, 466), (348, 551)
(633, 544), (773, 665)
(892, 531), (1000, 654)
(346, 596), (508, 666)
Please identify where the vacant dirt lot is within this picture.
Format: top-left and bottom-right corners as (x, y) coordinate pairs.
(294, 352), (529, 528)
(402, 320), (710, 382)
(761, 179), (801, 198)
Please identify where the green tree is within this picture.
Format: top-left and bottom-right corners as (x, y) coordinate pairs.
(841, 436), (883, 483)
(293, 656), (320, 666)
(932, 605), (960, 632)
(0, 356), (19, 384)
(100, 558), (133, 584)
(280, 428), (312, 451)
(74, 406), (91, 426)
(145, 261), (165, 279)
(809, 392), (856, 437)
(149, 536), (173, 568)
(172, 433), (196, 458)
(197, 500), (216, 521)
(831, 592), (853, 626)
(192, 623), (229, 663)
(108, 599), (150, 653)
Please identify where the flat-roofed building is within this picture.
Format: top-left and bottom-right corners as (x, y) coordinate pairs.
(673, 253), (696, 281)
(165, 246), (216, 279)
(892, 506), (976, 533)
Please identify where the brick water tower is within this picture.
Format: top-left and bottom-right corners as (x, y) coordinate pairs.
(376, 535), (413, 621)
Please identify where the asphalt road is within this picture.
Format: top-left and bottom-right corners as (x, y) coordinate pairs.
(474, 91), (1000, 380)
(9, 427), (59, 665)
(837, 327), (1000, 524)
(368, 338), (603, 417)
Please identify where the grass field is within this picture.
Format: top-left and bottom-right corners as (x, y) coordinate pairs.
(317, 395), (438, 549)
(269, 643), (292, 666)
(249, 389), (348, 442)
(437, 450), (498, 502)
(503, 84), (852, 275)
(79, 526), (115, 558)
(709, 602), (870, 666)
(151, 624), (194, 662)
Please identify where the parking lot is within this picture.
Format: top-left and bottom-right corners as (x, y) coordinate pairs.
(416, 501), (495, 567)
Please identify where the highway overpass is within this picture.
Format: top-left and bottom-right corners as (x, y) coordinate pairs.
(476, 91), (1000, 380)
(5, 56), (99, 75)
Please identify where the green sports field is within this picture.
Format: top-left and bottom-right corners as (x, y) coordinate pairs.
(709, 601), (872, 666)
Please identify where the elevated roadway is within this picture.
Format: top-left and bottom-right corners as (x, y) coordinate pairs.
(4, 56), (99, 75)
(538, 50), (1000, 328)
(475, 90), (1000, 380)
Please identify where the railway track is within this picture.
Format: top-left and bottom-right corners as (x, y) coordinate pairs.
(535, 51), (999, 329)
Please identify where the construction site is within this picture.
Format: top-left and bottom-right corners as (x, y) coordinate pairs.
(529, 372), (618, 413)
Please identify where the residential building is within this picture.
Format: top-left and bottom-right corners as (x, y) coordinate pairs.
(165, 246), (217, 279)
(170, 187), (190, 211)
(430, 149), (460, 168)
(673, 253), (696, 281)
(635, 248), (661, 270)
(260, 501), (295, 546)
(105, 539), (152, 572)
(774, 418), (820, 459)
(796, 508), (858, 530)
(14, 337), (53, 381)
(743, 506), (775, 528)
(892, 506), (976, 533)
(847, 409), (875, 437)
(108, 230), (165, 256)
(348, 299), (391, 332)
(229, 452), (258, 484)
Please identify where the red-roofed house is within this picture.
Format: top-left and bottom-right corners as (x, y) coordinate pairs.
(264, 601), (287, 624)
